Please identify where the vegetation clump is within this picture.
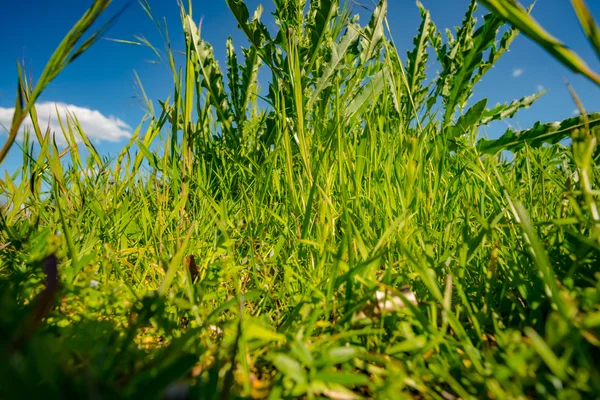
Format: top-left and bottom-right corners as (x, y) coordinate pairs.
(1, 0), (599, 398)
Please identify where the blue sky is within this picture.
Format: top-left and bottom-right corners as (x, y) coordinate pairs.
(1, 0), (599, 173)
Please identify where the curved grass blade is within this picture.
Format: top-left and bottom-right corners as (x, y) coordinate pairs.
(0, 0), (130, 165)
(571, 0), (600, 62)
(480, 0), (600, 86)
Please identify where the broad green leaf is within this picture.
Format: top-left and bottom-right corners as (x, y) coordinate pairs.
(322, 346), (360, 365)
(313, 371), (370, 387)
(271, 353), (307, 385)
(525, 327), (568, 381)
(244, 322), (286, 343)
(137, 141), (161, 171)
(583, 311), (600, 328)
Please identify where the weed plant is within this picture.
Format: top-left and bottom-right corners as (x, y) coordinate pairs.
(1, 0), (599, 398)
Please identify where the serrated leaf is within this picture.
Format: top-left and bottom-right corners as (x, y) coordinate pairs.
(480, 90), (547, 125)
(477, 112), (600, 155)
(344, 68), (386, 122)
(184, 15), (232, 134)
(226, 37), (242, 120)
(360, 0), (387, 64)
(441, 8), (507, 127)
(473, 24), (519, 86)
(225, 0), (276, 73)
(240, 46), (261, 114)
(447, 98), (488, 141)
(308, 23), (361, 109)
(405, 2), (433, 114)
(305, 0), (338, 72)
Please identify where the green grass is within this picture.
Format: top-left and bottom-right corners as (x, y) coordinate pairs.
(1, 0), (599, 398)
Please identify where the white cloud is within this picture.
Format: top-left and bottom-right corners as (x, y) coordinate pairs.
(512, 68), (524, 78)
(572, 109), (581, 116)
(0, 102), (132, 145)
(536, 84), (545, 92)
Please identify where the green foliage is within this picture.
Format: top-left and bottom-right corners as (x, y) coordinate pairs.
(1, 0), (599, 398)
(479, 0), (600, 86)
(477, 112), (600, 155)
(0, 0), (129, 165)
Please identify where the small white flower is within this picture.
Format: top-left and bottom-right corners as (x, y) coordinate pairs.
(90, 279), (99, 288)
(209, 325), (223, 335)
(374, 287), (417, 313)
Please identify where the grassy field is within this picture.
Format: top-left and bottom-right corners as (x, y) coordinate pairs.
(1, 0), (600, 398)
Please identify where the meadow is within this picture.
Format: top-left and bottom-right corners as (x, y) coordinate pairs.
(1, 0), (599, 398)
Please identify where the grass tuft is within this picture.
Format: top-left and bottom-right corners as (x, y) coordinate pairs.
(1, 0), (599, 398)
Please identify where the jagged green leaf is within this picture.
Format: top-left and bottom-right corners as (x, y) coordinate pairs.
(225, 0), (276, 74)
(344, 68), (386, 122)
(226, 37), (242, 121)
(446, 98), (488, 141)
(240, 46), (261, 115)
(435, 0), (478, 103)
(480, 90), (547, 125)
(305, 0), (338, 72)
(184, 15), (232, 133)
(477, 112), (600, 155)
(360, 0), (387, 64)
(473, 24), (519, 87)
(441, 9), (507, 127)
(405, 2), (433, 115)
(308, 23), (361, 109)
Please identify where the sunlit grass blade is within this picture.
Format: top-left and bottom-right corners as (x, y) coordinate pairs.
(572, 0), (600, 63)
(480, 0), (600, 86)
(0, 0), (129, 165)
